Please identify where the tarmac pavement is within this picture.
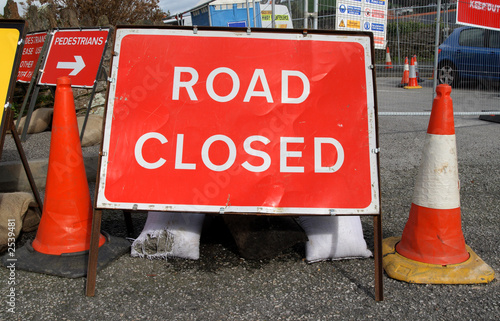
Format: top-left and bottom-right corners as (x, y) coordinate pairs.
(0, 94), (499, 320)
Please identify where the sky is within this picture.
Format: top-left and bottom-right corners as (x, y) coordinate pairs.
(160, 0), (206, 15)
(0, 0), (23, 15)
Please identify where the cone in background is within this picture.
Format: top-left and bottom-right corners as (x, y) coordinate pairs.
(385, 46), (393, 69)
(382, 84), (495, 284)
(400, 57), (409, 87)
(404, 56), (422, 89)
(3, 76), (130, 278)
(414, 55), (421, 82)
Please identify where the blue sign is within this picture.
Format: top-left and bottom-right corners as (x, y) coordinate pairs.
(228, 21), (246, 28)
(347, 6), (361, 16)
(371, 23), (384, 32)
(364, 22), (370, 30)
(365, 0), (385, 6)
(339, 4), (346, 14)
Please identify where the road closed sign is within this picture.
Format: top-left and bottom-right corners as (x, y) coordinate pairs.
(38, 28), (109, 87)
(96, 27), (380, 215)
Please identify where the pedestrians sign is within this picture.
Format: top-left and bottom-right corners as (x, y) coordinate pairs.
(96, 27), (380, 216)
(38, 28), (109, 88)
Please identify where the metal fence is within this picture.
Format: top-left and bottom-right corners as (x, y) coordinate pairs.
(277, 0), (500, 116)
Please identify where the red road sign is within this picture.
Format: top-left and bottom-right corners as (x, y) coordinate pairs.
(17, 31), (47, 83)
(38, 29), (109, 87)
(457, 0), (500, 30)
(96, 27), (379, 215)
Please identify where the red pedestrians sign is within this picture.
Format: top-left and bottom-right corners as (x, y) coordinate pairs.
(96, 27), (380, 216)
(457, 0), (500, 31)
(39, 28), (109, 87)
(17, 31), (47, 83)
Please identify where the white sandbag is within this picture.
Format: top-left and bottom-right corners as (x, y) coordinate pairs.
(131, 211), (205, 260)
(0, 192), (41, 253)
(297, 216), (372, 263)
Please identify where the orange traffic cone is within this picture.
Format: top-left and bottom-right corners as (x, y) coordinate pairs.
(399, 57), (409, 87)
(32, 76), (106, 254)
(385, 46), (393, 69)
(404, 56), (422, 89)
(5, 76), (130, 278)
(382, 84), (495, 284)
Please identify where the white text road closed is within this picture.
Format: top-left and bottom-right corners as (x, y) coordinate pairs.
(39, 28), (109, 87)
(97, 28), (379, 215)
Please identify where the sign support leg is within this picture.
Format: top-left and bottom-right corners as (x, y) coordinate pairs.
(374, 214), (383, 301)
(80, 31), (109, 142)
(79, 80), (98, 142)
(15, 82), (35, 129)
(20, 85), (40, 142)
(85, 208), (102, 297)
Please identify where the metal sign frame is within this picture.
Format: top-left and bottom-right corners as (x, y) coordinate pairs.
(86, 25), (383, 301)
(96, 26), (380, 216)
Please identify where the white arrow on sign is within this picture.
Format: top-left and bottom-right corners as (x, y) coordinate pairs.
(56, 55), (86, 76)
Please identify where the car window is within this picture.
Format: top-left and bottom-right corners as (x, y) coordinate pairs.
(459, 28), (485, 47)
(489, 31), (500, 49)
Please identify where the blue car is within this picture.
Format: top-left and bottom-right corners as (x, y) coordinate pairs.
(438, 26), (500, 87)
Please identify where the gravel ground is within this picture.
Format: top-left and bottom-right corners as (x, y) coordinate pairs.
(0, 113), (499, 320)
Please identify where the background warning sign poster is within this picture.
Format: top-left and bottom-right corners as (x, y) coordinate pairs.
(336, 0), (387, 49)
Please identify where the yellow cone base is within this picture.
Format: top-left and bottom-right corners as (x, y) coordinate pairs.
(403, 85), (422, 89)
(383, 236), (495, 284)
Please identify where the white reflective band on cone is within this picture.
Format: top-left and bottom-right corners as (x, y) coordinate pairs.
(412, 134), (460, 209)
(409, 65), (416, 78)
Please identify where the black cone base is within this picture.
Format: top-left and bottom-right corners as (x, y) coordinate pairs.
(1, 232), (130, 278)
